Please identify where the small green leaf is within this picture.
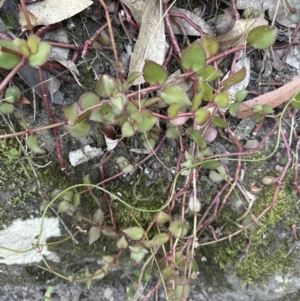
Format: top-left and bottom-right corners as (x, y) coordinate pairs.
(5, 86), (21, 103)
(253, 112), (263, 123)
(253, 104), (262, 112)
(175, 283), (191, 299)
(143, 138), (155, 150)
(123, 226), (145, 240)
(167, 103), (181, 119)
(201, 160), (221, 169)
(143, 60), (168, 85)
(262, 105), (274, 114)
(121, 121), (135, 137)
(58, 200), (69, 213)
(129, 246), (148, 263)
(198, 80), (214, 102)
(136, 110), (156, 132)
(162, 266), (173, 281)
(191, 91), (203, 111)
(195, 108), (210, 126)
(92, 208), (104, 224)
(89, 226), (101, 245)
(102, 228), (116, 237)
(79, 92), (100, 111)
(28, 41), (51, 67)
(151, 233), (169, 246)
(67, 120), (91, 138)
(63, 103), (78, 125)
(161, 85), (191, 105)
(221, 67), (246, 87)
(27, 34), (40, 55)
(229, 103), (239, 116)
(26, 135), (45, 154)
(196, 65), (223, 82)
(168, 220), (189, 238)
(214, 92), (229, 108)
(211, 116), (228, 128)
(0, 40), (21, 69)
(181, 40), (206, 72)
(0, 103), (14, 114)
(166, 124), (180, 139)
(235, 90), (248, 102)
(110, 93), (128, 115)
(200, 35), (219, 58)
(186, 127), (204, 149)
(247, 25), (277, 49)
(117, 235), (128, 249)
(93, 269), (105, 280)
(96, 75), (119, 97)
(157, 211), (171, 224)
(126, 72), (143, 84)
(291, 91), (300, 109)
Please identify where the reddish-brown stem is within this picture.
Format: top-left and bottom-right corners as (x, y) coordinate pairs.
(230, 51), (239, 75)
(20, 0), (33, 33)
(38, 67), (67, 173)
(119, 0), (140, 30)
(163, 44), (173, 68)
(230, 0), (240, 20)
(96, 135), (166, 187)
(0, 121), (67, 139)
(81, 22), (108, 58)
(35, 23), (62, 37)
(294, 136), (300, 195)
(164, 3), (182, 57)
(169, 11), (204, 36)
(99, 160), (117, 229)
(207, 45), (246, 64)
(98, 0), (123, 82)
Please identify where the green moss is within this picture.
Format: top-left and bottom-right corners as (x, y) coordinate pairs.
(201, 165), (298, 286)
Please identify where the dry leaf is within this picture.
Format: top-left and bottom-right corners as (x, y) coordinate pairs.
(26, 0), (93, 26)
(216, 8), (235, 36)
(128, 0), (167, 85)
(103, 125), (120, 151)
(217, 14), (267, 50)
(236, 77), (300, 118)
(121, 0), (213, 36)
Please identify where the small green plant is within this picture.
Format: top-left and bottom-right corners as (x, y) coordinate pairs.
(1, 2), (297, 300)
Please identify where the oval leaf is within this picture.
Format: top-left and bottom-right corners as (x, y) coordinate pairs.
(211, 116), (228, 128)
(0, 40), (21, 70)
(151, 233), (169, 246)
(28, 41), (51, 67)
(247, 25), (277, 49)
(96, 75), (119, 97)
(123, 226), (145, 240)
(67, 120), (91, 138)
(161, 85), (191, 105)
(221, 67), (246, 87)
(200, 35), (219, 58)
(181, 40), (206, 72)
(195, 108), (210, 126)
(143, 60), (168, 85)
(89, 226), (101, 245)
(168, 220), (189, 238)
(26, 135), (45, 154)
